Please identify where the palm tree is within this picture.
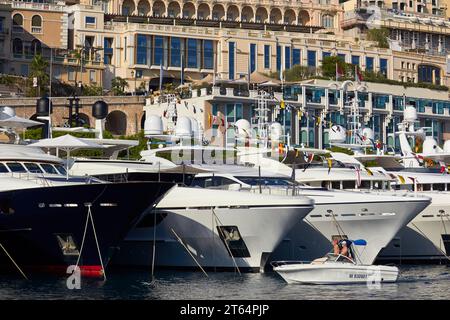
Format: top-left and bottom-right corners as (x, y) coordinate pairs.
(111, 77), (129, 95)
(28, 54), (49, 97)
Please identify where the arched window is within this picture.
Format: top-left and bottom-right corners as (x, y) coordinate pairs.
(31, 39), (42, 55)
(322, 14), (334, 28)
(31, 15), (42, 33)
(12, 38), (23, 55)
(13, 14), (23, 32)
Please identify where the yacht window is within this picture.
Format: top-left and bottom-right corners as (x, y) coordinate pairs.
(214, 177), (237, 187)
(373, 181), (383, 190)
(342, 181), (355, 189)
(238, 177), (297, 186)
(217, 226), (250, 258)
(6, 162), (27, 173)
(190, 177), (208, 188)
(433, 184), (445, 191)
(54, 165), (67, 175)
(24, 163), (44, 173)
(40, 163), (59, 174)
(331, 181), (341, 190)
(0, 163), (9, 173)
(360, 180), (370, 189)
(422, 184), (431, 191)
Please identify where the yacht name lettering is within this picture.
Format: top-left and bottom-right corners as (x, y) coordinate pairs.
(180, 304), (214, 318)
(349, 274), (368, 279)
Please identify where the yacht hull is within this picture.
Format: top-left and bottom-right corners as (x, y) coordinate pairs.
(0, 182), (173, 277)
(377, 193), (450, 263)
(113, 188), (314, 271)
(270, 196), (430, 265)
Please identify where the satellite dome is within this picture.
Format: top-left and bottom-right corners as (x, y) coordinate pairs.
(0, 106), (15, 120)
(144, 115), (163, 135)
(361, 128), (374, 144)
(329, 125), (347, 143)
(404, 106), (417, 122)
(235, 119), (251, 137)
(175, 116), (192, 137)
(443, 140), (450, 153)
(270, 122), (283, 141)
(422, 136), (439, 154)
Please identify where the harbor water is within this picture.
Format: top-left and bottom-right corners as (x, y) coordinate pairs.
(1, 265), (450, 300)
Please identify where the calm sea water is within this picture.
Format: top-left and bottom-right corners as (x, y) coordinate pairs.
(1, 265), (450, 300)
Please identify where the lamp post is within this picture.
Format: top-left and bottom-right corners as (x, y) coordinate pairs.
(131, 70), (136, 95)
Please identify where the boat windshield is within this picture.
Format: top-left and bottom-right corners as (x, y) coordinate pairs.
(324, 253), (355, 264)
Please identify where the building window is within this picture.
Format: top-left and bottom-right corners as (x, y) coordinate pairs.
(284, 46), (291, 70)
(104, 37), (113, 65)
(85, 16), (96, 27)
(228, 41), (235, 79)
(418, 64), (441, 85)
(89, 70), (96, 83)
(264, 45), (270, 69)
(351, 55), (360, 66)
(31, 15), (42, 33)
(124, 37), (127, 61)
(0, 17), (4, 33)
(136, 70), (143, 78)
(322, 52), (331, 60)
(322, 14), (334, 28)
(136, 34), (148, 65)
(250, 43), (256, 73)
(170, 37), (181, 67)
(20, 64), (28, 76)
(365, 57), (374, 71)
(337, 53), (346, 62)
(379, 58), (388, 77)
(53, 66), (61, 80)
(68, 67), (75, 81)
(187, 39), (198, 68)
(307, 50), (316, 67)
(13, 14), (23, 33)
(226, 103), (243, 124)
(12, 38), (23, 56)
(31, 39), (41, 55)
(293, 49), (301, 66)
(153, 36), (164, 66)
(276, 45), (281, 71)
(203, 40), (214, 69)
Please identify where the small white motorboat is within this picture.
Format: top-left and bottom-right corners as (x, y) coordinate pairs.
(272, 239), (399, 285)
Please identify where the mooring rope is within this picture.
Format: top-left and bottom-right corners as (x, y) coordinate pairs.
(151, 207), (157, 285)
(212, 209), (242, 275)
(0, 242), (28, 280)
(170, 228), (208, 278)
(75, 204), (107, 281)
(411, 222), (450, 263)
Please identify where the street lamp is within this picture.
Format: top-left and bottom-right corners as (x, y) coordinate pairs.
(130, 70), (136, 95)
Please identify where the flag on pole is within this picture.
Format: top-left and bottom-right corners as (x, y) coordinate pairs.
(354, 166), (361, 187)
(355, 65), (363, 83)
(439, 161), (446, 174)
(159, 62), (164, 92)
(336, 63), (344, 81)
(180, 51), (184, 86)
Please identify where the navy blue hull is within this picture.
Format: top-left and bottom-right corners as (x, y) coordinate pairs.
(0, 181), (173, 276)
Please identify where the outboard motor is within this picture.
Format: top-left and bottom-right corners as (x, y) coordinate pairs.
(36, 96), (52, 139)
(92, 100), (108, 139)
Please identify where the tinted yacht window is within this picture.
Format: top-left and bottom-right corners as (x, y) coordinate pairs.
(0, 163), (8, 173)
(40, 163), (59, 174)
(24, 163), (44, 173)
(54, 165), (67, 175)
(6, 162), (27, 173)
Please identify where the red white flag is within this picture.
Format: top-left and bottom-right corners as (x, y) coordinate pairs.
(355, 66), (363, 83)
(336, 63), (344, 81)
